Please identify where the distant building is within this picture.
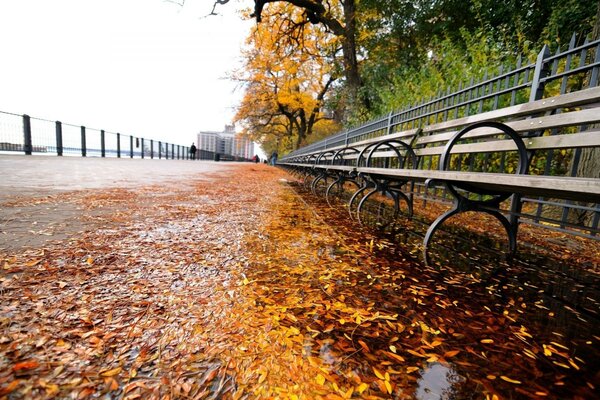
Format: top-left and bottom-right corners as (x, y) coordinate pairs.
(197, 125), (254, 159)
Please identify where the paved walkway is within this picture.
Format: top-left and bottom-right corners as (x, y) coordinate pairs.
(0, 155), (236, 250)
(0, 155), (232, 201)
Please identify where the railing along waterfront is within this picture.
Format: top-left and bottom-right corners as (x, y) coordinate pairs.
(0, 112), (251, 162)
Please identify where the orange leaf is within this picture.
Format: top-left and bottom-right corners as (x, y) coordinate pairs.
(384, 351), (406, 363)
(406, 349), (427, 358)
(13, 361), (39, 371)
(0, 380), (21, 396)
(443, 350), (460, 358)
(100, 367), (122, 377)
(358, 340), (370, 352)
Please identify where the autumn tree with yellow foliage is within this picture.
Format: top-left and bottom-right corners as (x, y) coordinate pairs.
(233, 3), (341, 153)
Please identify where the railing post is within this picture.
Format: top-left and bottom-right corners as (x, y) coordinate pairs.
(386, 111), (394, 135)
(141, 138), (145, 159)
(150, 139), (154, 159)
(55, 121), (63, 156)
(171, 144), (174, 159)
(23, 114), (32, 155)
(529, 45), (551, 102)
(81, 126), (86, 157)
(508, 44), (551, 237)
(130, 136), (134, 158)
(159, 141), (162, 159)
(117, 133), (121, 158)
(101, 130), (106, 157)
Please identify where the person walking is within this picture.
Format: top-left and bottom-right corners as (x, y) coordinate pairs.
(270, 150), (278, 166)
(190, 143), (197, 160)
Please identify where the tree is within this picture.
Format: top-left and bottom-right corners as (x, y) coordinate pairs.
(233, 3), (340, 153)
(214, 0), (368, 115)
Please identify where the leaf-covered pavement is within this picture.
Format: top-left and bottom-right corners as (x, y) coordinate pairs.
(0, 164), (598, 399)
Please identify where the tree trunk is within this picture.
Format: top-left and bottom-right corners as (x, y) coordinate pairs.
(341, 0), (363, 111)
(295, 110), (308, 149)
(573, 6), (600, 226)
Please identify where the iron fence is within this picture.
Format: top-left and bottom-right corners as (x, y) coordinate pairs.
(282, 33), (600, 239)
(0, 112), (225, 161)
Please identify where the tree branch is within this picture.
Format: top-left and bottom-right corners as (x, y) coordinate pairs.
(210, 0), (231, 16)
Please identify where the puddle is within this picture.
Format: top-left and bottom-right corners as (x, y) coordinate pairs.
(416, 363), (465, 400)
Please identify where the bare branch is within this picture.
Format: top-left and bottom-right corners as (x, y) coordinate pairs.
(209, 0), (231, 16)
(163, 0), (185, 6)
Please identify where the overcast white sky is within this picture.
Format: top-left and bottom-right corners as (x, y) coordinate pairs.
(0, 0), (253, 146)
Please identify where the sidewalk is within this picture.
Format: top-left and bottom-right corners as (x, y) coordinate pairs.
(0, 155), (234, 250)
(0, 155), (231, 201)
(0, 160), (598, 399)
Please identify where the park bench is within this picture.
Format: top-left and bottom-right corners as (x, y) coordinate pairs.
(278, 85), (600, 261)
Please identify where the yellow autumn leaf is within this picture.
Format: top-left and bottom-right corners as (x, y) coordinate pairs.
(480, 339), (494, 344)
(343, 387), (354, 399)
(315, 373), (326, 386)
(373, 367), (385, 380)
(568, 358), (580, 370)
(357, 383), (369, 394)
(500, 376), (521, 384)
(26, 259), (44, 267)
(406, 366), (419, 373)
(384, 380), (392, 394)
(550, 341), (569, 350)
(258, 371), (267, 384)
(552, 361), (571, 369)
(307, 356), (320, 367)
(543, 344), (552, 356)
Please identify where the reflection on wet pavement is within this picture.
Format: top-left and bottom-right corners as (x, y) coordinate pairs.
(416, 363), (463, 400)
(245, 180), (599, 399)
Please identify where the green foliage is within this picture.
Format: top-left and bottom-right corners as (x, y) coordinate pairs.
(351, 0), (596, 121)
(365, 28), (520, 117)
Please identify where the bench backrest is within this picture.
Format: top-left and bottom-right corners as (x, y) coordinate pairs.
(284, 86), (600, 180)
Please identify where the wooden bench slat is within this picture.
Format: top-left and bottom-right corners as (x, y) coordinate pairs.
(356, 167), (600, 202)
(416, 108), (600, 146)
